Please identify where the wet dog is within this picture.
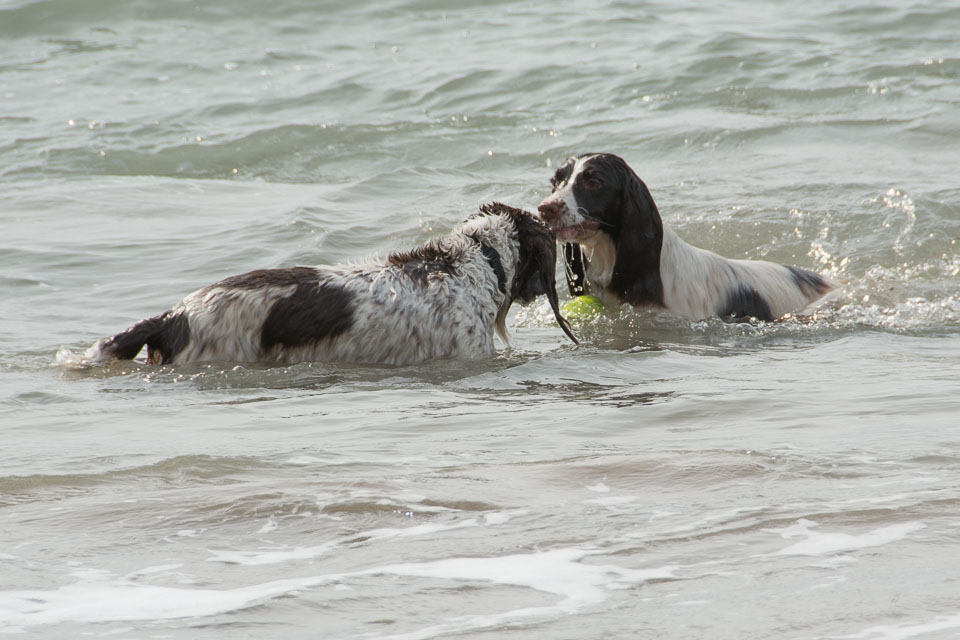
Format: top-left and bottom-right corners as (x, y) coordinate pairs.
(537, 153), (836, 321)
(85, 203), (577, 366)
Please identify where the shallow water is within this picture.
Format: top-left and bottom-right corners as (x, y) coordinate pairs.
(3, 1), (960, 638)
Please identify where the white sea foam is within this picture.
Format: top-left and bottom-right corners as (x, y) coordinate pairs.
(207, 511), (521, 566)
(257, 516), (279, 534)
(831, 612), (960, 640)
(403, 548), (668, 602)
(365, 548), (676, 640)
(283, 455), (325, 465)
(360, 519), (481, 541)
(0, 572), (342, 631)
(53, 348), (88, 370)
(585, 495), (639, 507)
(207, 541), (338, 566)
(483, 510), (524, 525)
(0, 548), (672, 634)
(124, 564), (183, 579)
(770, 520), (926, 556)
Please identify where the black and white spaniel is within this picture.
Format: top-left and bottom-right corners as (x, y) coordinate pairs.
(84, 203), (577, 366)
(537, 153), (837, 321)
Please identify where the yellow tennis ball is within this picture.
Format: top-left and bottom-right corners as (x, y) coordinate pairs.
(561, 295), (606, 321)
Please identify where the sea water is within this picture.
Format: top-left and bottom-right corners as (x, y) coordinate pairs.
(2, 1), (960, 638)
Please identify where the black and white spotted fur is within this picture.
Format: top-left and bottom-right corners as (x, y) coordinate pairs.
(537, 153), (837, 321)
(85, 203), (577, 366)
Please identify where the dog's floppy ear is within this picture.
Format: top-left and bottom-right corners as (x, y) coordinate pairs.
(532, 236), (579, 345)
(530, 232), (580, 345)
(608, 168), (665, 307)
(500, 205), (579, 345)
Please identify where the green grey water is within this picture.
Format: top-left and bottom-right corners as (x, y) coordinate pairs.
(2, 1), (960, 638)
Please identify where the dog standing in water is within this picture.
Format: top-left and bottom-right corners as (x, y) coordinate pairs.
(537, 153), (837, 321)
(85, 203), (577, 366)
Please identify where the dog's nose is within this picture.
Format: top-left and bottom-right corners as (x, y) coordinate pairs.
(537, 201), (561, 223)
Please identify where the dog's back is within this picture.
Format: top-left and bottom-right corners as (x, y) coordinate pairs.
(86, 261), (503, 366)
(84, 204), (575, 366)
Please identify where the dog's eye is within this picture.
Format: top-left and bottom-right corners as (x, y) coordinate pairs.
(581, 174), (603, 189)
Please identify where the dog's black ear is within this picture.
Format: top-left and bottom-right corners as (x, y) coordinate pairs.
(506, 208), (579, 345)
(532, 233), (580, 346)
(535, 238), (579, 345)
(608, 169), (665, 307)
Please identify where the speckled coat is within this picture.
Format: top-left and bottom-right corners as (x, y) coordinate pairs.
(85, 203), (576, 366)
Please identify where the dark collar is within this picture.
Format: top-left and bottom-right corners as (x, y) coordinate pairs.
(563, 242), (588, 297)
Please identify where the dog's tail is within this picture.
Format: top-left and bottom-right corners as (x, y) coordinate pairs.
(84, 311), (189, 365)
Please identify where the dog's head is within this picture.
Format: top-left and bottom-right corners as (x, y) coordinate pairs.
(478, 202), (578, 345)
(537, 153), (664, 306)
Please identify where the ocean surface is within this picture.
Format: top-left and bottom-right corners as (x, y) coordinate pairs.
(3, 1), (960, 638)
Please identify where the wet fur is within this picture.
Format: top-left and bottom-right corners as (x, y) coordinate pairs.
(85, 203), (576, 366)
(538, 153), (837, 321)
